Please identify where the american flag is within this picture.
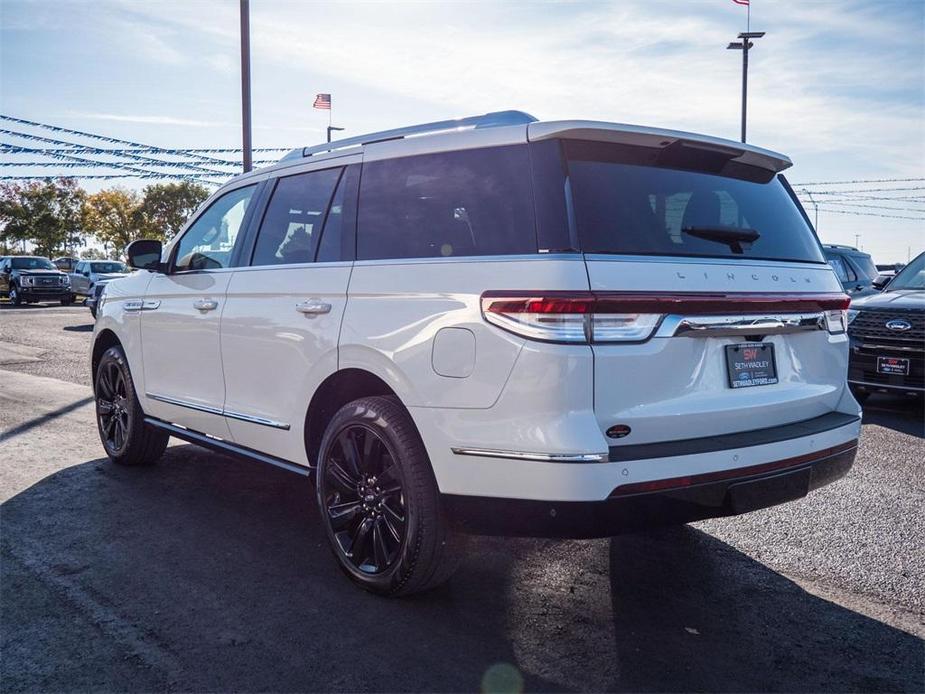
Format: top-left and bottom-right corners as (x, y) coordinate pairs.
(732, 0), (749, 5)
(313, 93), (332, 110)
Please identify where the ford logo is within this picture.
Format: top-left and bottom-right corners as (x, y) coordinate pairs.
(885, 319), (913, 332)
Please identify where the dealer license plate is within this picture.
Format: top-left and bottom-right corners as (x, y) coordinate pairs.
(877, 356), (910, 375)
(725, 343), (778, 389)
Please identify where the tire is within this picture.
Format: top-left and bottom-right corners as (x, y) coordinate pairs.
(316, 395), (460, 596)
(61, 294), (75, 306)
(94, 345), (168, 466)
(850, 385), (870, 404)
(9, 284), (21, 306)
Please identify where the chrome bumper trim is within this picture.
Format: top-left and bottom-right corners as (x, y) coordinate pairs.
(451, 447), (607, 463)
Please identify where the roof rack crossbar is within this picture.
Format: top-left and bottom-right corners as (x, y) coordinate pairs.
(281, 110), (537, 161)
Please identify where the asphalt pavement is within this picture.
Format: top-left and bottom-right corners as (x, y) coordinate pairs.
(1, 302), (923, 692)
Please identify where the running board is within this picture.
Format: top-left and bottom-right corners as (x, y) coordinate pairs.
(144, 417), (311, 477)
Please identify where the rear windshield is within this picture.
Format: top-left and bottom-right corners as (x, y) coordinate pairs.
(91, 262), (127, 274)
(565, 141), (825, 263)
(11, 257), (55, 270)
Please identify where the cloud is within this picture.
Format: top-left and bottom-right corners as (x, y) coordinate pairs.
(68, 112), (230, 127)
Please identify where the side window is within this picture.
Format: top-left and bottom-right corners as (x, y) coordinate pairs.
(251, 168), (342, 267)
(357, 145), (536, 260)
(827, 256), (849, 282)
(173, 185), (256, 272)
(316, 165), (358, 263)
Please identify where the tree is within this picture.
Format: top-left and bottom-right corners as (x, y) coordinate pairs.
(0, 178), (87, 257)
(82, 188), (143, 258)
(137, 181), (211, 241)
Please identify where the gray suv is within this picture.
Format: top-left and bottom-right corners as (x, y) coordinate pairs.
(823, 244), (880, 296)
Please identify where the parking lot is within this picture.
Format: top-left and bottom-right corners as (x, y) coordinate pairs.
(1, 303), (923, 692)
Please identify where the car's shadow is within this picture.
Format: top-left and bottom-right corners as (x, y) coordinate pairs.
(861, 394), (925, 438)
(1, 445), (921, 692)
(62, 324), (94, 332)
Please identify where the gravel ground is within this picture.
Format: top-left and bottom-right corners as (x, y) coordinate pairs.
(1, 303), (923, 692)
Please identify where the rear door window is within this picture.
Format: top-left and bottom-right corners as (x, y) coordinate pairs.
(357, 145), (536, 260)
(826, 255), (852, 282)
(251, 168), (343, 266)
(564, 140), (825, 263)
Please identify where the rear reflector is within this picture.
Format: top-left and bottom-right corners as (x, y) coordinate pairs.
(481, 291), (851, 343)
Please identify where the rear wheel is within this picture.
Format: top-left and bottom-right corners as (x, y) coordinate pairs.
(316, 396), (459, 596)
(95, 346), (168, 465)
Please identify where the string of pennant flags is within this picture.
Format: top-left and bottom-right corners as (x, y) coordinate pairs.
(0, 114), (922, 223)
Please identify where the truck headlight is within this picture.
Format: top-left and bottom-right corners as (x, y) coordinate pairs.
(21, 276), (34, 286)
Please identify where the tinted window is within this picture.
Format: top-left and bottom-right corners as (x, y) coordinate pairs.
(826, 255), (851, 282)
(849, 254), (878, 280)
(316, 165), (358, 263)
(174, 185), (255, 271)
(889, 253), (925, 290)
(357, 146), (536, 260)
(565, 141), (825, 263)
(252, 168), (342, 266)
(90, 262), (126, 274)
(11, 257), (55, 270)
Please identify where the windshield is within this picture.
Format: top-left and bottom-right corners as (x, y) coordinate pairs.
(11, 257), (55, 270)
(565, 141), (825, 263)
(887, 253), (925, 290)
(90, 262), (127, 274)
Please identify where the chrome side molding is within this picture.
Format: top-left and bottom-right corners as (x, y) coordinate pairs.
(451, 447), (607, 463)
(146, 393), (290, 430)
(660, 313), (825, 338)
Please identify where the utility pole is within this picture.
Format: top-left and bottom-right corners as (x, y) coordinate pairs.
(855, 234), (861, 249)
(727, 31), (765, 143)
(802, 188), (819, 230)
(240, 0), (253, 173)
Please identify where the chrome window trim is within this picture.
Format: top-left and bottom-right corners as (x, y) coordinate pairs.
(451, 447), (606, 463)
(146, 393), (290, 430)
(353, 253), (582, 268)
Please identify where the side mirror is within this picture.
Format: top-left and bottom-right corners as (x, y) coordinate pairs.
(872, 277), (889, 291)
(126, 239), (164, 272)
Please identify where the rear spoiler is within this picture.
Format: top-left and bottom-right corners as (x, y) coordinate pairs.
(528, 120), (792, 174)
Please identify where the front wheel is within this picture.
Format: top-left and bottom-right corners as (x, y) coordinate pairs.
(61, 294), (75, 306)
(9, 284), (21, 306)
(316, 396), (459, 596)
(95, 345), (168, 465)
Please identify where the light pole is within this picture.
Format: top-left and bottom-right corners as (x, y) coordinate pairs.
(240, 0), (253, 173)
(727, 31), (765, 143)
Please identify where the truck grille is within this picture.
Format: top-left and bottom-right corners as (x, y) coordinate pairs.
(848, 309), (924, 343)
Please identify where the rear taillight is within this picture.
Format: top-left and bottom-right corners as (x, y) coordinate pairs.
(480, 292), (661, 343)
(481, 291), (851, 343)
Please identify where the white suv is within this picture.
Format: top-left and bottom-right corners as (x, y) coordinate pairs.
(91, 111), (861, 596)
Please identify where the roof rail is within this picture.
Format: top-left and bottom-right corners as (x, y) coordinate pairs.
(279, 110), (537, 162)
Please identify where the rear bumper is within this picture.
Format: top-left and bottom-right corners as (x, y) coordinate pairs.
(444, 440), (856, 538)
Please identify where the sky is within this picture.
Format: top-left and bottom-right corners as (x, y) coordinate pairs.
(1, 0), (923, 263)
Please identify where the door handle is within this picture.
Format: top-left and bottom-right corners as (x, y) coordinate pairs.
(296, 299), (332, 316)
(193, 299), (219, 312)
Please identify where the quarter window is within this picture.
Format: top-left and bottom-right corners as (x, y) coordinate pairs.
(252, 168), (342, 267)
(173, 185), (256, 272)
(357, 146), (536, 260)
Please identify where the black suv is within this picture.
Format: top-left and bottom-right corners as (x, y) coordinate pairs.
(823, 244), (881, 296)
(847, 251), (925, 401)
(0, 255), (74, 306)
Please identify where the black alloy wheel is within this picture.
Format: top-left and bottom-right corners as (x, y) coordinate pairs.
(321, 423), (407, 575)
(96, 359), (130, 455)
(93, 345), (167, 465)
(316, 396), (459, 596)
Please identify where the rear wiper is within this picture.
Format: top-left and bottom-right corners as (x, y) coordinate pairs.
(682, 226), (760, 254)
